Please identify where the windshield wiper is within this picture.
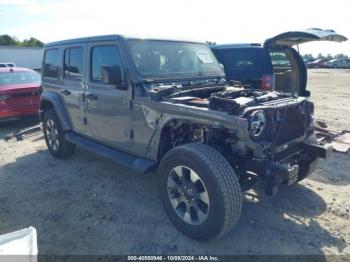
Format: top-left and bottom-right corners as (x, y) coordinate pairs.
(146, 77), (225, 100)
(183, 77), (224, 88)
(168, 85), (226, 98)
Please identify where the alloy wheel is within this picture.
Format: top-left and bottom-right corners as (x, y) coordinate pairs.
(46, 119), (59, 151)
(167, 166), (210, 225)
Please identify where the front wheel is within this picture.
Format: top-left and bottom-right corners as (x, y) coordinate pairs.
(158, 143), (242, 241)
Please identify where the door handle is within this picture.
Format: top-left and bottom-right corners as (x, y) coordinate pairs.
(86, 93), (98, 101)
(61, 89), (71, 96)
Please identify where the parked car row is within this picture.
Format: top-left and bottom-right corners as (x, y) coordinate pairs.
(307, 58), (350, 68)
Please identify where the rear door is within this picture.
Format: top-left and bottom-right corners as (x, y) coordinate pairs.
(264, 29), (347, 95)
(61, 45), (87, 133)
(264, 29), (347, 50)
(85, 41), (133, 150)
(42, 47), (87, 132)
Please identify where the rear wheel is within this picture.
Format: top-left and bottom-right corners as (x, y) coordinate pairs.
(43, 109), (75, 158)
(158, 143), (242, 241)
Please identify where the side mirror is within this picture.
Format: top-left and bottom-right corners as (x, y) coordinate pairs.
(101, 65), (123, 87)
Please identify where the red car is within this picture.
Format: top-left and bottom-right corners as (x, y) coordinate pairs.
(0, 67), (41, 119)
(307, 59), (327, 69)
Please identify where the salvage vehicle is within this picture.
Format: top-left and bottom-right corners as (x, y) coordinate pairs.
(40, 35), (331, 241)
(211, 29), (347, 96)
(0, 67), (41, 119)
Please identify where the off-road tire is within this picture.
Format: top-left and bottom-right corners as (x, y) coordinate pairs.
(158, 143), (242, 241)
(43, 109), (75, 158)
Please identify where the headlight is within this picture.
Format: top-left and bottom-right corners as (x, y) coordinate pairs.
(250, 110), (266, 138)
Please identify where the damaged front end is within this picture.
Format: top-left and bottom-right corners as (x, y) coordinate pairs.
(212, 88), (331, 195)
(158, 85), (331, 195)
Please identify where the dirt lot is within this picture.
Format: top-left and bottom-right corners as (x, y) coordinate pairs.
(0, 69), (349, 256)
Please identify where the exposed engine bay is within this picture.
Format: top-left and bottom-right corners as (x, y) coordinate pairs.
(165, 87), (297, 116)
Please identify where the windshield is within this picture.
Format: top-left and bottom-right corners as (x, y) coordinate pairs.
(0, 71), (40, 86)
(127, 40), (222, 79)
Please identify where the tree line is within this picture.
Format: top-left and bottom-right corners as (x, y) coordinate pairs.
(302, 53), (349, 61)
(0, 35), (44, 47)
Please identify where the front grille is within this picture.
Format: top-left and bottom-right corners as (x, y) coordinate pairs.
(274, 107), (305, 146)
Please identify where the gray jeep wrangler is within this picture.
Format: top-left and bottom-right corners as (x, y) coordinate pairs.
(40, 35), (329, 241)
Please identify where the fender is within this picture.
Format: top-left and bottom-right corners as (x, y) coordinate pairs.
(39, 91), (73, 131)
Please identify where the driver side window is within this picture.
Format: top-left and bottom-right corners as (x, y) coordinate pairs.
(91, 45), (124, 82)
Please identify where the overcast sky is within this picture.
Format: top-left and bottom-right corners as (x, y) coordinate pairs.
(0, 0), (349, 56)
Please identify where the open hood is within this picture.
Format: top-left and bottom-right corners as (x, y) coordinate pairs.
(264, 28), (347, 50)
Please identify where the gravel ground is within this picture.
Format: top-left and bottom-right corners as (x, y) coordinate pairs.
(0, 69), (349, 255)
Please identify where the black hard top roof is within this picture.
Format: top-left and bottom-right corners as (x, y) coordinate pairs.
(210, 43), (263, 49)
(45, 34), (204, 47)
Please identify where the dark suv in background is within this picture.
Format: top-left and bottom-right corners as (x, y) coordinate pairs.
(211, 29), (347, 96)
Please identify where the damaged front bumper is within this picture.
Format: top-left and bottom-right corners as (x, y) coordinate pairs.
(246, 142), (331, 195)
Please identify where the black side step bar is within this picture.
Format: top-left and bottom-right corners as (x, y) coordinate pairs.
(65, 132), (156, 173)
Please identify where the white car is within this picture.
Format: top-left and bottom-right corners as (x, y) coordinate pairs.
(324, 59), (350, 69)
(0, 62), (16, 68)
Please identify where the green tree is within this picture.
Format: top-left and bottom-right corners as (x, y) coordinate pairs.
(302, 53), (314, 61)
(0, 35), (18, 46)
(334, 53), (349, 59)
(316, 53), (325, 59)
(21, 37), (44, 47)
(325, 54), (333, 60)
(0, 35), (43, 47)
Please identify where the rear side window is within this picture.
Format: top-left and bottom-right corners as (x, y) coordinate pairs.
(64, 47), (84, 81)
(213, 48), (272, 77)
(270, 52), (291, 69)
(43, 49), (59, 78)
(91, 45), (124, 82)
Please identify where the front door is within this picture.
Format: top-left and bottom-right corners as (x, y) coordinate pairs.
(85, 41), (133, 149)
